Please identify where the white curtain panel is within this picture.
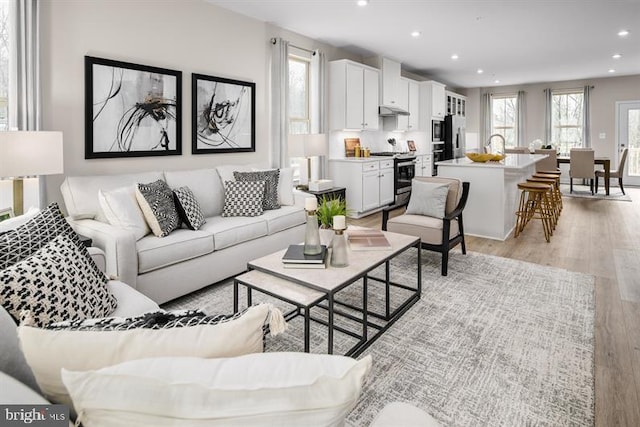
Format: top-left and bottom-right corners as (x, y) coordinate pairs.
(311, 49), (326, 178)
(516, 90), (526, 147)
(543, 88), (552, 145)
(583, 85), (592, 148)
(270, 37), (289, 169)
(480, 93), (491, 148)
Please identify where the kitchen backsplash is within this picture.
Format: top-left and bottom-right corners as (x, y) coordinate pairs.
(329, 130), (429, 159)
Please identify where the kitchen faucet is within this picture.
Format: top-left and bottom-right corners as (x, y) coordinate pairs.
(485, 134), (506, 154)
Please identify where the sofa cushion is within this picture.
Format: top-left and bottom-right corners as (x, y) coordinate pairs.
(386, 214), (460, 245)
(0, 305), (39, 394)
(0, 371), (49, 404)
(18, 304), (283, 409)
(61, 353), (371, 427)
(136, 229), (214, 274)
(108, 281), (159, 317)
(61, 172), (165, 221)
(260, 205), (306, 235)
(98, 186), (150, 240)
(215, 164), (253, 185)
(221, 180), (265, 217)
(164, 169), (224, 218)
(173, 187), (206, 230)
(135, 180), (180, 238)
(234, 170), (281, 210)
(0, 234), (116, 327)
(0, 207), (40, 233)
(200, 216), (268, 251)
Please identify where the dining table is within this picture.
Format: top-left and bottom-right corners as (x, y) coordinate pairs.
(557, 156), (611, 195)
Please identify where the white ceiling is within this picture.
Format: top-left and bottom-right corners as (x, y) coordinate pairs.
(208, 0), (640, 89)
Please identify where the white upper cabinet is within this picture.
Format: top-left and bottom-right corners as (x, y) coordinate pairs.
(330, 59), (380, 131)
(407, 79), (420, 131)
(419, 81), (447, 132)
(431, 82), (446, 119)
(391, 78), (419, 132)
(446, 90), (466, 117)
(380, 57), (402, 107)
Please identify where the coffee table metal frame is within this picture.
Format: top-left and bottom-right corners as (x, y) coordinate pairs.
(233, 233), (421, 357)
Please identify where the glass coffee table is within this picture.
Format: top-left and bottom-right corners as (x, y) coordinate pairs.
(233, 230), (421, 357)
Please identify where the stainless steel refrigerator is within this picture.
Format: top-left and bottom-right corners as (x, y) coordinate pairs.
(444, 114), (466, 159)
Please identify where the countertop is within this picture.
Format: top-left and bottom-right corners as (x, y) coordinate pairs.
(436, 154), (546, 170)
(329, 157), (394, 163)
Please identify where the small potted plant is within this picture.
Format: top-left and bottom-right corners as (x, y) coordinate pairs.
(316, 196), (348, 246)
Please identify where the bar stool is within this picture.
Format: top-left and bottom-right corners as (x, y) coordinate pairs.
(533, 172), (563, 212)
(515, 182), (554, 242)
(526, 177), (559, 227)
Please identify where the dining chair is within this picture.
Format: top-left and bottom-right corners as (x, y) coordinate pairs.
(534, 149), (559, 173)
(505, 146), (530, 154)
(595, 148), (628, 195)
(569, 148), (595, 194)
(382, 177), (470, 276)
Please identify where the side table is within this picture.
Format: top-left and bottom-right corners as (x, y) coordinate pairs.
(303, 187), (346, 204)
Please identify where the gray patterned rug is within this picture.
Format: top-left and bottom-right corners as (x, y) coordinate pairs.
(164, 249), (595, 427)
(560, 183), (631, 201)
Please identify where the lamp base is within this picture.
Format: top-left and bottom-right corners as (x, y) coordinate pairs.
(13, 178), (24, 216)
(296, 184), (309, 191)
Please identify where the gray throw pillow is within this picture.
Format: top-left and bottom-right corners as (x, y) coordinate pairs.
(234, 170), (280, 210)
(222, 181), (265, 217)
(406, 180), (450, 218)
(135, 180), (180, 237)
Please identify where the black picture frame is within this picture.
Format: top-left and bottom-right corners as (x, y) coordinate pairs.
(85, 56), (182, 159)
(192, 73), (255, 154)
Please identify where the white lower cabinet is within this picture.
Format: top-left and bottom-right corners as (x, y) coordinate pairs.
(329, 159), (396, 218)
(415, 154), (432, 177)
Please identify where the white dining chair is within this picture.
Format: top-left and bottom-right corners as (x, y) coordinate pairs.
(569, 148), (595, 194)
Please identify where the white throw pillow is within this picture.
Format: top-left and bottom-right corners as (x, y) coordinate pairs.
(18, 304), (283, 409)
(406, 180), (450, 218)
(253, 167), (294, 206)
(62, 353), (372, 427)
(98, 186), (149, 240)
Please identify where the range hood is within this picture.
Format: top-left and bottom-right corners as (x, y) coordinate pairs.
(379, 105), (410, 116)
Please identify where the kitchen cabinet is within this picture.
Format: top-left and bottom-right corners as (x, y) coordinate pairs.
(446, 90), (466, 117)
(419, 81), (446, 127)
(329, 159), (395, 218)
(380, 57), (402, 107)
(414, 154), (432, 177)
(407, 80), (420, 131)
(385, 78), (420, 132)
(330, 59), (380, 131)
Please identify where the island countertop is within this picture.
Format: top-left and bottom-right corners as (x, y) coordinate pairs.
(436, 154), (546, 170)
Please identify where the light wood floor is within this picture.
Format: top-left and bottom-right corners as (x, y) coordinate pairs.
(351, 188), (640, 427)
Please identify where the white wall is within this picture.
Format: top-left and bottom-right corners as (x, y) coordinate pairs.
(465, 74), (640, 160)
(39, 0), (359, 210)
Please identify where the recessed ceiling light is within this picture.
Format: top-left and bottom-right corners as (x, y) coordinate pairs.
(477, 69), (484, 74)
(411, 31), (421, 37)
(494, 79), (500, 84)
(357, 0), (368, 6)
(618, 29), (629, 37)
(608, 69), (616, 73)
(451, 54), (459, 60)
(612, 53), (622, 59)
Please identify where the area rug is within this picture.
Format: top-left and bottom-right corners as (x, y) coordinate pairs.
(560, 183), (631, 201)
(164, 250), (595, 427)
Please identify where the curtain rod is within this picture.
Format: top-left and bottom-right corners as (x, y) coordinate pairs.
(543, 86), (594, 92)
(270, 38), (317, 56)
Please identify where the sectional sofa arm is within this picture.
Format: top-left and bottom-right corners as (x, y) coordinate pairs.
(66, 218), (139, 289)
(293, 189), (316, 207)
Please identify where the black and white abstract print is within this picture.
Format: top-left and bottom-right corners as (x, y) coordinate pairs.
(192, 74), (255, 154)
(85, 56), (182, 158)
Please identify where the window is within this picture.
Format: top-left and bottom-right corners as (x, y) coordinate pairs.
(0, 0), (9, 131)
(288, 55), (310, 135)
(551, 90), (584, 155)
(491, 94), (518, 148)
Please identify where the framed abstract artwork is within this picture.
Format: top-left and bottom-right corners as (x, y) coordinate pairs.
(85, 56), (182, 159)
(192, 73), (255, 154)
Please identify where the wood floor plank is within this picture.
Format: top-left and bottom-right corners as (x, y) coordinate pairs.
(349, 187), (640, 426)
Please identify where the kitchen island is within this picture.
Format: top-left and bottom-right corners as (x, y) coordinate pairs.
(436, 154), (546, 240)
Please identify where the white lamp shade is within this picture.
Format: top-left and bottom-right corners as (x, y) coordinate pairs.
(0, 131), (64, 178)
(288, 133), (327, 158)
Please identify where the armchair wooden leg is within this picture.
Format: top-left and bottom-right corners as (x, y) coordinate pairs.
(441, 250), (449, 276)
(590, 179), (594, 195)
(570, 178), (573, 193)
(619, 177), (625, 195)
(595, 176), (599, 193)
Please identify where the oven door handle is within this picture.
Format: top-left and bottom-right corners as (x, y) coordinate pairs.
(396, 160), (417, 168)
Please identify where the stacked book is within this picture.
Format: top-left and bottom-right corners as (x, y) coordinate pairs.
(346, 229), (392, 251)
(281, 244), (328, 269)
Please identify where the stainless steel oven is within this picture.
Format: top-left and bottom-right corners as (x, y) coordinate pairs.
(432, 120), (444, 142)
(395, 157), (416, 198)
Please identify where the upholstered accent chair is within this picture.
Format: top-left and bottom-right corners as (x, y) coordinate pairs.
(534, 148), (560, 173)
(382, 177), (470, 276)
(569, 148), (595, 194)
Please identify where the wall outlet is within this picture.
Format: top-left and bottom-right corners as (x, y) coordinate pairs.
(599, 132), (606, 139)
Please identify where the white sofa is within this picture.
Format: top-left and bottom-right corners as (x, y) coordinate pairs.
(60, 168), (308, 304)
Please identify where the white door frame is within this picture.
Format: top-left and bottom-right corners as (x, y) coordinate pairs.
(616, 100), (640, 186)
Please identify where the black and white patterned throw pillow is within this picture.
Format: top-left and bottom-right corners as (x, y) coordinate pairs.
(0, 203), (102, 277)
(234, 170), (281, 210)
(222, 181), (265, 217)
(173, 187), (206, 230)
(45, 308), (252, 331)
(0, 234), (116, 327)
(135, 180), (180, 237)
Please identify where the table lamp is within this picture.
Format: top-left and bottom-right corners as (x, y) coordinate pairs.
(0, 131), (64, 216)
(288, 133), (327, 190)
